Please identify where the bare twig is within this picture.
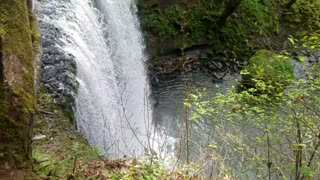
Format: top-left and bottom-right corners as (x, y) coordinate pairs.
(38, 110), (54, 115)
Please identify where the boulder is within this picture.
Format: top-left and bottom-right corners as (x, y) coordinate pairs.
(241, 49), (294, 93)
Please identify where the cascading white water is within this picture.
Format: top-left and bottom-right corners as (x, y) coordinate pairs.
(95, 0), (155, 157)
(35, 0), (156, 158)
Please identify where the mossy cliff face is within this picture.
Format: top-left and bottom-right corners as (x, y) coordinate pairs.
(0, 0), (40, 171)
(138, 0), (279, 59)
(138, 0), (319, 76)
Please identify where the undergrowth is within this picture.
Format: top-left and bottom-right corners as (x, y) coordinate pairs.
(32, 90), (202, 179)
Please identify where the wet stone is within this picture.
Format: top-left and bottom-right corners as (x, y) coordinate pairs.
(36, 5), (79, 108)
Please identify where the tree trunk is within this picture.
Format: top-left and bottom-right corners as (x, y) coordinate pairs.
(217, 0), (243, 27)
(0, 0), (38, 175)
(286, 0), (297, 8)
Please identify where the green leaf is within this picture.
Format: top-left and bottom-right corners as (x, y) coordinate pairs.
(298, 166), (313, 176)
(288, 37), (295, 45)
(184, 101), (191, 107)
(298, 56), (305, 62)
(240, 69), (250, 75)
(209, 142), (218, 149)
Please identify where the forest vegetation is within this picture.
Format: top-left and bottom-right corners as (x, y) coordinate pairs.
(0, 0), (319, 179)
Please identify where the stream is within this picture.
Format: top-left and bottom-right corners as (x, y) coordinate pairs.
(151, 71), (240, 161)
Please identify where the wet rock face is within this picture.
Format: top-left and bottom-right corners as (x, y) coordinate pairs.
(37, 14), (78, 107)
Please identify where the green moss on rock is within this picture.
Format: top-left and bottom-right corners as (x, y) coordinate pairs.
(0, 0), (39, 170)
(241, 49), (294, 93)
(140, 0), (280, 61)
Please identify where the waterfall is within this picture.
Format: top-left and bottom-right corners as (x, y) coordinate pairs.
(95, 0), (153, 157)
(35, 0), (154, 158)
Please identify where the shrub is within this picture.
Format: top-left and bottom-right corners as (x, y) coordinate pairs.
(141, 13), (175, 36)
